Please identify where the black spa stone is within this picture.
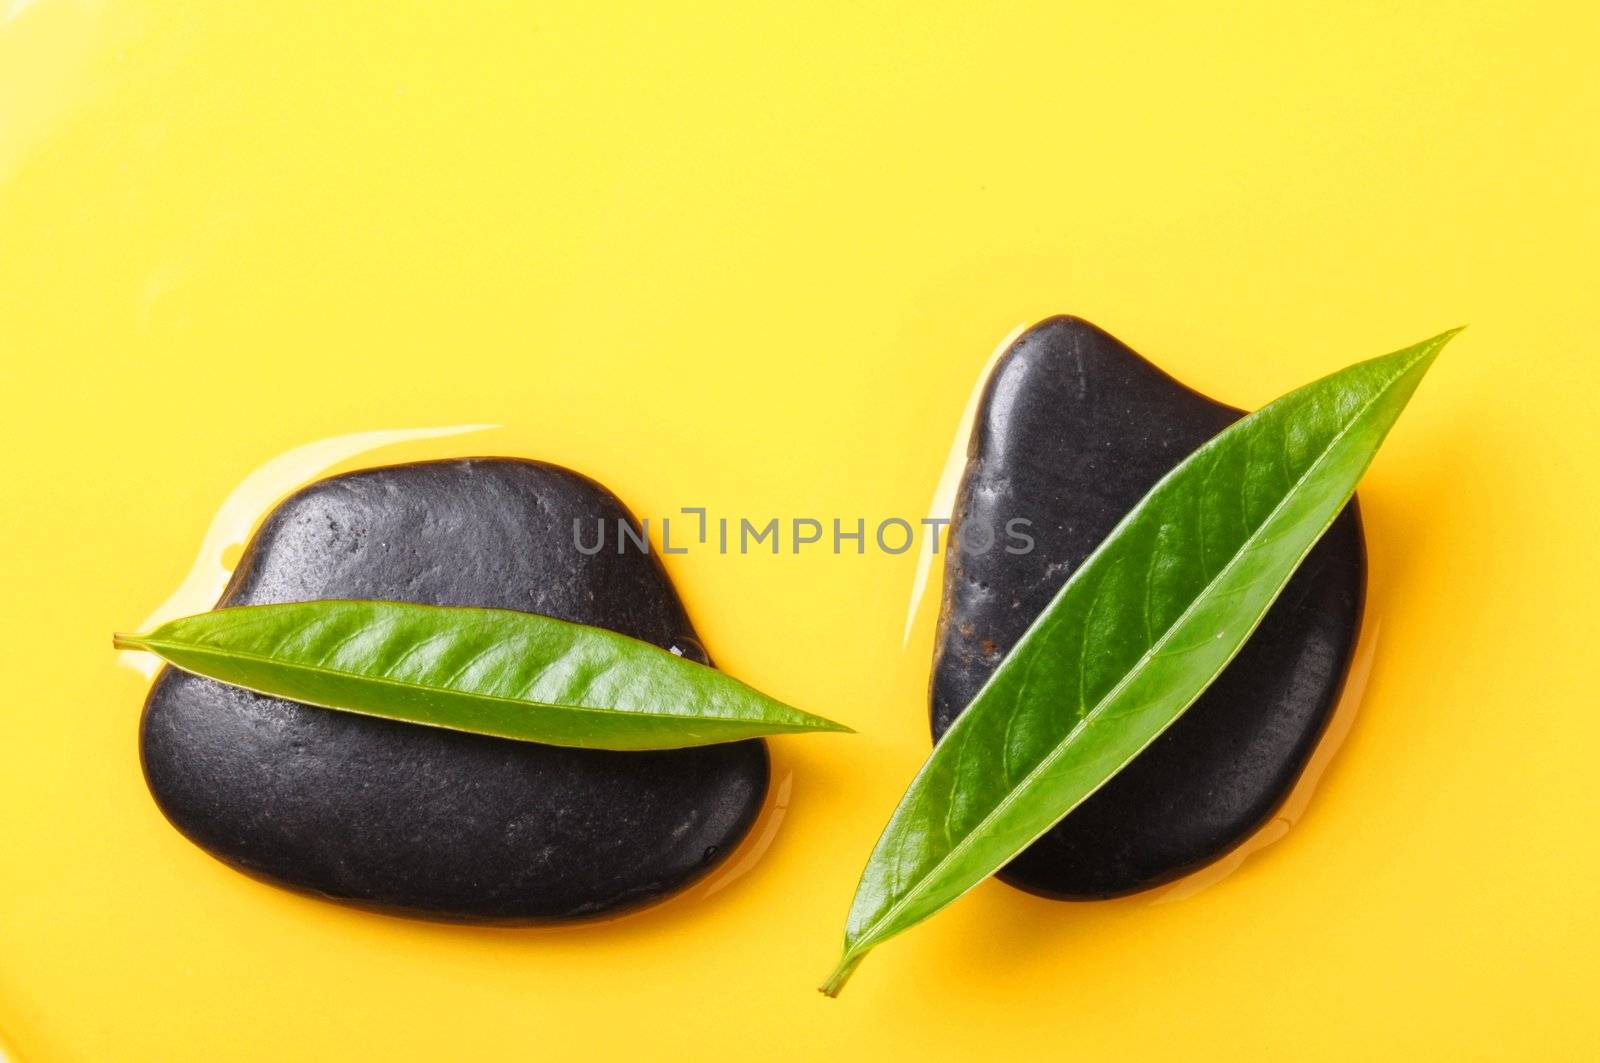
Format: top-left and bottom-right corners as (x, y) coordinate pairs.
(139, 458), (769, 923)
(932, 317), (1365, 899)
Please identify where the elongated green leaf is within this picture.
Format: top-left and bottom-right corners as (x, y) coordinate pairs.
(822, 330), (1455, 995)
(115, 600), (851, 750)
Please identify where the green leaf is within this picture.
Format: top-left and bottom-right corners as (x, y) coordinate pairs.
(115, 600), (852, 751)
(821, 330), (1456, 995)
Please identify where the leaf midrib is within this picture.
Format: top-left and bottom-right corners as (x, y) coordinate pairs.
(134, 636), (807, 730)
(848, 356), (1414, 954)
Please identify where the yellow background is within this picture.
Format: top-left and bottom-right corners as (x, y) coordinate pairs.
(2, 2), (1596, 1059)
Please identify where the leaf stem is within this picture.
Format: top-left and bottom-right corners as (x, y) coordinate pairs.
(819, 950), (866, 998)
(112, 633), (147, 651)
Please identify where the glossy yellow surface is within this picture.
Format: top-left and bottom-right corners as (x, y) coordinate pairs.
(2, 3), (1597, 1059)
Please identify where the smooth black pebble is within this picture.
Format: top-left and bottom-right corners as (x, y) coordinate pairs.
(932, 317), (1365, 899)
(140, 458), (769, 923)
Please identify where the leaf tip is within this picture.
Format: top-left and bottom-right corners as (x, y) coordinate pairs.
(778, 706), (856, 735)
(1420, 325), (1466, 358)
(1389, 325), (1462, 379)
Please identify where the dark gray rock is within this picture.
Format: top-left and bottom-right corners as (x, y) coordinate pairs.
(140, 458), (768, 923)
(932, 317), (1364, 898)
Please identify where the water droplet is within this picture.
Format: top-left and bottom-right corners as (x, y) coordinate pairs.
(669, 635), (709, 665)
